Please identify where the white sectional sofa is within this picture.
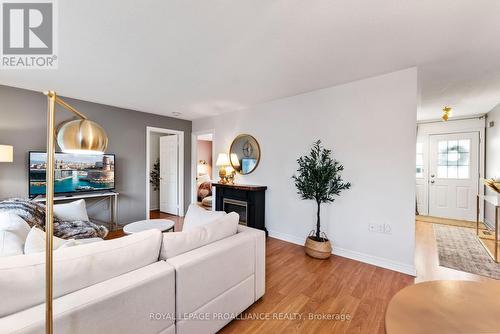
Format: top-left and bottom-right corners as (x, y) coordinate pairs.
(0, 206), (266, 334)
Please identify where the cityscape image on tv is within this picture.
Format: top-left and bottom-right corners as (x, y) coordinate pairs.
(29, 152), (115, 196)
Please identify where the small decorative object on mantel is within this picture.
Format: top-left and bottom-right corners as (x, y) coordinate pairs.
(215, 153), (236, 184)
(483, 178), (500, 193)
(216, 153), (230, 184)
(292, 140), (351, 259)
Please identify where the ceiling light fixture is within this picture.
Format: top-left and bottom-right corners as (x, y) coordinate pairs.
(172, 111), (182, 117)
(441, 106), (452, 121)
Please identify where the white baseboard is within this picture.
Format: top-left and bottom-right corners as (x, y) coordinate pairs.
(267, 229), (416, 277)
(268, 229), (304, 246)
(332, 247), (416, 276)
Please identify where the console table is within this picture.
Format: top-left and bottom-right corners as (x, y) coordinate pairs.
(33, 191), (119, 231)
(476, 194), (500, 262)
(213, 183), (267, 235)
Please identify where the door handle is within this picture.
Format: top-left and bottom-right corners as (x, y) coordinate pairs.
(430, 174), (435, 178)
(430, 180), (435, 184)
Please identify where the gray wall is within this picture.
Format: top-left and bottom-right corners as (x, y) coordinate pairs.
(0, 85), (192, 225)
(486, 103), (500, 180)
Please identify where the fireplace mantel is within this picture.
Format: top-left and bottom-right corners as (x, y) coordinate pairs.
(212, 183), (267, 191)
(213, 183), (267, 235)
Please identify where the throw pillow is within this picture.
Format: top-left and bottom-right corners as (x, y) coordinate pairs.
(0, 212), (31, 257)
(54, 199), (90, 222)
(24, 227), (76, 254)
(182, 204), (226, 231)
(160, 211), (239, 259)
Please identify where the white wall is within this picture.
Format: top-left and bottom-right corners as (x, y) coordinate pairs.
(486, 104), (500, 181)
(194, 68), (418, 275)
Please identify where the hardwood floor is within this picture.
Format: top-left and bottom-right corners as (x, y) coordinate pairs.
(221, 220), (494, 333)
(106, 213), (494, 333)
(149, 210), (184, 231)
(220, 237), (413, 334)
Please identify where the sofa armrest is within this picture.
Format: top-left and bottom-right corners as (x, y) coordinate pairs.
(237, 225), (266, 299)
(166, 232), (255, 316)
(0, 261), (175, 334)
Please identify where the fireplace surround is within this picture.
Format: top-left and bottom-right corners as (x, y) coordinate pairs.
(213, 183), (267, 235)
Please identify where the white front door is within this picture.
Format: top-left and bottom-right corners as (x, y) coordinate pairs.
(428, 132), (479, 221)
(160, 135), (179, 215)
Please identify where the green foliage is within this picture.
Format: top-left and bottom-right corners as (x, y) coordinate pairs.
(150, 158), (160, 191)
(292, 140), (351, 241)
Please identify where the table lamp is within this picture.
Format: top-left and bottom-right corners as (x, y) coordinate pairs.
(43, 91), (108, 334)
(216, 153), (230, 183)
(0, 145), (13, 162)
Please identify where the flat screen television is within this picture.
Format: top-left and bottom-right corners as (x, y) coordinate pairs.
(29, 151), (115, 197)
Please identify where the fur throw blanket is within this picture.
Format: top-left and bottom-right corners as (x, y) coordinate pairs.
(0, 198), (108, 239)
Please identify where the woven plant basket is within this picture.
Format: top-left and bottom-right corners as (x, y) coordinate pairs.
(304, 230), (332, 259)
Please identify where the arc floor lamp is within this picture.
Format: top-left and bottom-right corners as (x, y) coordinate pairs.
(43, 91), (108, 334)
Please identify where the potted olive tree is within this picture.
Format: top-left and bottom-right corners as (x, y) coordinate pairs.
(292, 140), (351, 259)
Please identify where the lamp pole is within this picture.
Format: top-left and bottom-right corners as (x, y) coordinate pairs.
(45, 90), (56, 334)
(43, 91), (108, 334)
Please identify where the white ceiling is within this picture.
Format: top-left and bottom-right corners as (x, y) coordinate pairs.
(1, 0), (500, 121)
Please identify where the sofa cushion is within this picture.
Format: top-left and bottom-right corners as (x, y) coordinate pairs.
(0, 212), (31, 257)
(182, 204), (226, 231)
(0, 229), (162, 317)
(160, 212), (239, 259)
(23, 227), (77, 254)
(54, 199), (89, 222)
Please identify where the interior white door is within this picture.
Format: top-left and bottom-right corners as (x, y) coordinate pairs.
(428, 132), (479, 221)
(160, 135), (179, 215)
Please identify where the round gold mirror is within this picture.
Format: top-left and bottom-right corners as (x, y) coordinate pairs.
(229, 134), (260, 175)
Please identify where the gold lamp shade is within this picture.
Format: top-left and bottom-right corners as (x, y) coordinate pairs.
(57, 119), (108, 154)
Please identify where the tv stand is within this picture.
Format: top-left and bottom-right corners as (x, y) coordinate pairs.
(33, 191), (119, 231)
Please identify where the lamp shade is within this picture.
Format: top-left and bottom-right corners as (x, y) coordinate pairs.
(216, 153), (230, 166)
(57, 119), (108, 154)
(0, 145), (13, 162)
(230, 153), (240, 167)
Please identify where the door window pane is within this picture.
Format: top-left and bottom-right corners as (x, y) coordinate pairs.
(458, 140), (470, 152)
(436, 139), (471, 179)
(447, 151), (459, 163)
(458, 166), (469, 179)
(458, 153), (469, 166)
(416, 154), (423, 165)
(448, 140), (458, 152)
(416, 143), (424, 178)
(438, 154), (448, 165)
(416, 167), (424, 178)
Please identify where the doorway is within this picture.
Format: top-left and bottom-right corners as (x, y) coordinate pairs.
(191, 131), (215, 211)
(415, 117), (487, 282)
(428, 132), (479, 221)
(146, 126), (184, 219)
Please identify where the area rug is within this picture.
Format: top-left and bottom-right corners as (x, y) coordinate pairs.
(434, 224), (500, 279)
